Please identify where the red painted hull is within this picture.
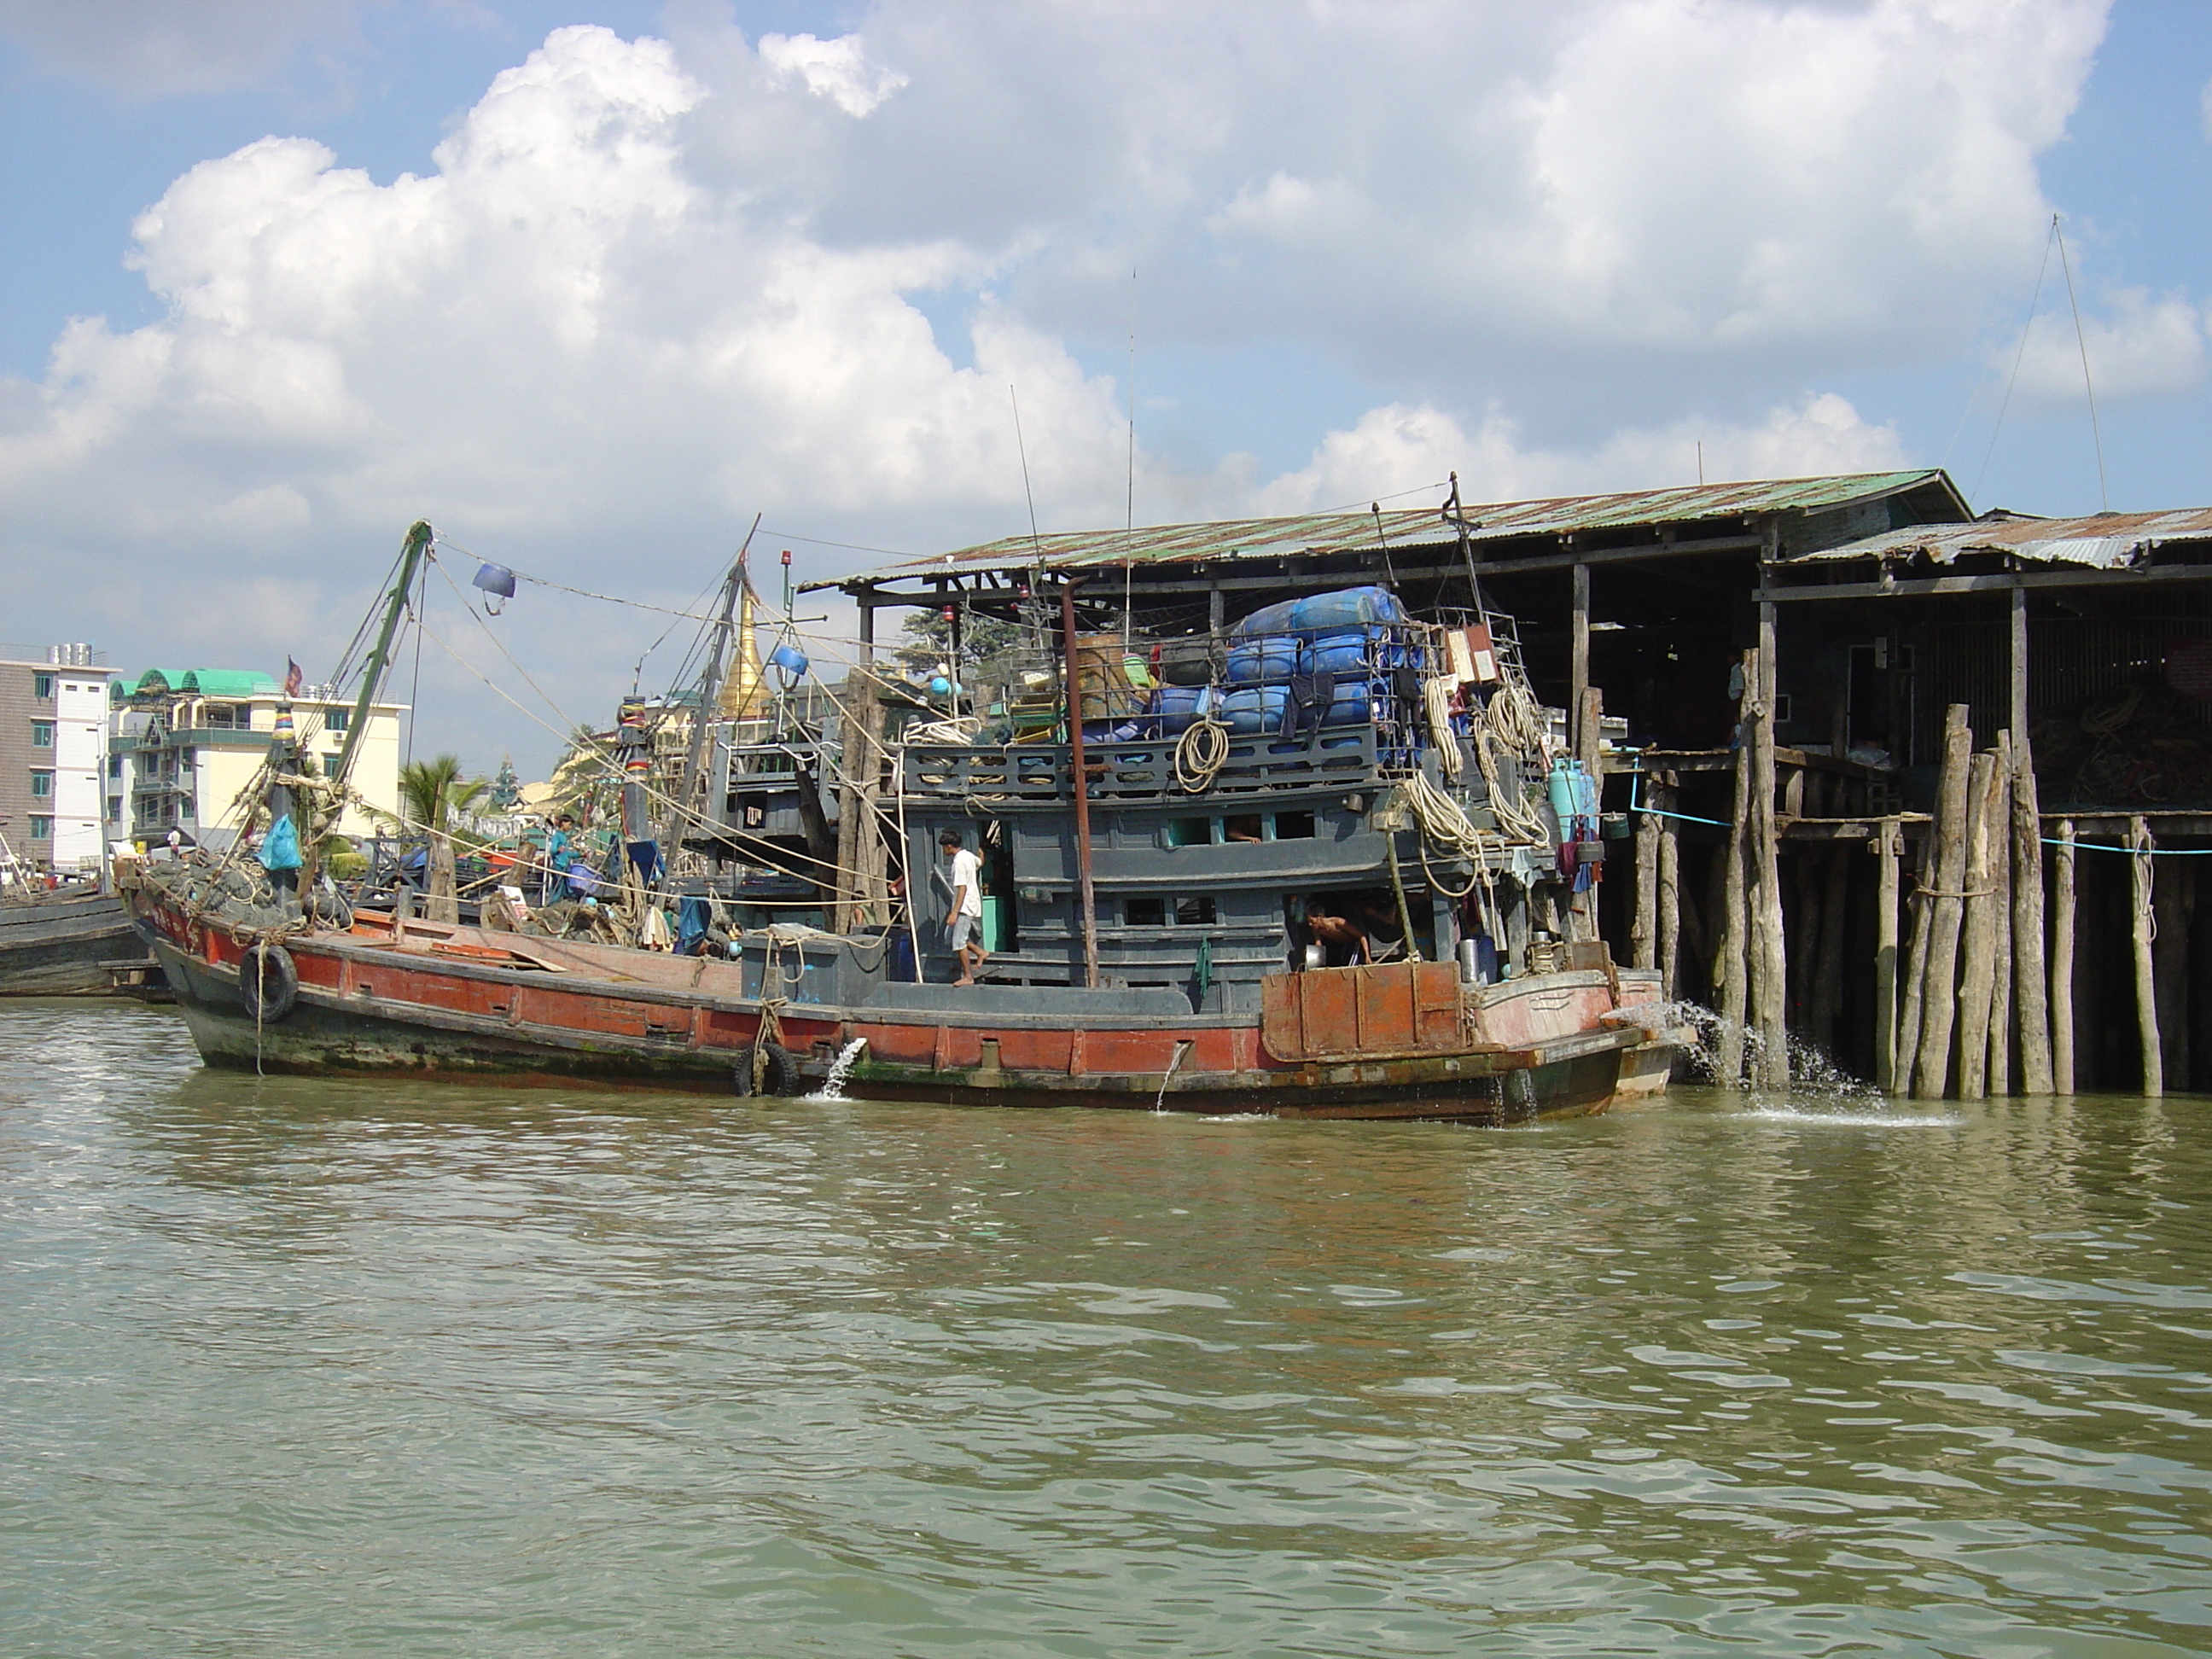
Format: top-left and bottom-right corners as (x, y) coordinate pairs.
(136, 896), (1684, 1123)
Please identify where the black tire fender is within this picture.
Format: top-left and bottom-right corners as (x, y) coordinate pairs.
(735, 1039), (802, 1097)
(239, 944), (299, 1024)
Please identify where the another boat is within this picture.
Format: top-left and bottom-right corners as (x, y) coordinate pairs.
(0, 885), (148, 996)
(124, 511), (1686, 1121)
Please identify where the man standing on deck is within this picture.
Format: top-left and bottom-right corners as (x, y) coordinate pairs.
(940, 828), (987, 986)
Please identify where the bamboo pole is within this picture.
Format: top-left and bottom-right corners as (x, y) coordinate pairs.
(1874, 818), (1901, 1092)
(1955, 750), (2002, 1101)
(1751, 609), (1789, 1087)
(2010, 586), (2054, 1091)
(1912, 705), (1975, 1099)
(1987, 732), (2015, 1097)
(1894, 823), (1935, 1094)
(1714, 651), (1755, 1086)
(2052, 818), (2076, 1096)
(2131, 815), (2162, 1097)
(1656, 776), (1681, 1001)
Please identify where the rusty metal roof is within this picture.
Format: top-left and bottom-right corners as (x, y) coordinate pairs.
(825, 469), (1965, 591)
(1783, 506), (2212, 571)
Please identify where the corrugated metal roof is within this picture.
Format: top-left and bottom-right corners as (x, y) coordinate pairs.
(829, 469), (1963, 589)
(1782, 507), (2212, 571)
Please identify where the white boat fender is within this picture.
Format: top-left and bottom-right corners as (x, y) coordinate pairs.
(239, 944), (299, 1024)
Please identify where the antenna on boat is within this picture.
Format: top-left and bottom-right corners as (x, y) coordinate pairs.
(1446, 472), (1487, 615)
(330, 521), (432, 800)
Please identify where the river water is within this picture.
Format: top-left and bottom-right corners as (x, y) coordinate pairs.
(4, 1001), (2209, 1657)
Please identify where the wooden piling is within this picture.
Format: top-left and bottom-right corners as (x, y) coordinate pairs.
(1955, 750), (2002, 1101)
(2009, 585), (2054, 1091)
(1911, 705), (1975, 1099)
(1750, 609), (1789, 1087)
(1874, 818), (1901, 1092)
(1986, 732), (2015, 1097)
(1713, 651), (1755, 1086)
(1656, 776), (1681, 1001)
(1894, 821), (1935, 1095)
(2130, 816), (2162, 1097)
(2051, 818), (2076, 1096)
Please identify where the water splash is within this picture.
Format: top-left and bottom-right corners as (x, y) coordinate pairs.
(1650, 1000), (1879, 1102)
(806, 1037), (868, 1102)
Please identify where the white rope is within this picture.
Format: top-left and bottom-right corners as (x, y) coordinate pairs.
(1173, 719), (1230, 793)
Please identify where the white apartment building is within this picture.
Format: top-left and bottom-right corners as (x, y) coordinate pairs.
(0, 643), (115, 872)
(107, 669), (405, 848)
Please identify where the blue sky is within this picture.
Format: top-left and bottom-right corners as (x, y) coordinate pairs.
(2, 0), (2207, 772)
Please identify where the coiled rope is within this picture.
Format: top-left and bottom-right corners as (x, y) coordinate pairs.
(1173, 719), (1231, 793)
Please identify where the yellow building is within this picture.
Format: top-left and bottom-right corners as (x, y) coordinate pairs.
(108, 670), (405, 847)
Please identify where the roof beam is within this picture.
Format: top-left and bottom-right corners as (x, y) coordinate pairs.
(1759, 562), (2212, 602)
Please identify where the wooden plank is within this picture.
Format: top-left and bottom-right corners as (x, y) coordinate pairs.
(2051, 818), (2077, 1097)
(1874, 818), (1901, 1092)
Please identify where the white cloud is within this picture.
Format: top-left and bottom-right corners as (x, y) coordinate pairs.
(756, 32), (909, 118)
(2003, 287), (2209, 405)
(1254, 393), (1906, 517)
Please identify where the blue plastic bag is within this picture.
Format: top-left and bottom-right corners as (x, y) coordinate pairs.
(258, 812), (303, 871)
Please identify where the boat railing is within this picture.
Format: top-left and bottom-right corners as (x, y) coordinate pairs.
(902, 727), (1388, 802)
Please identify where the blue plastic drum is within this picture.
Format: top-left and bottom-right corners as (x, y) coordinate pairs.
(1225, 636), (1300, 684)
(1220, 685), (1291, 735)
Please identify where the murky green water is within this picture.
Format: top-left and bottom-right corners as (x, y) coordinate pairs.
(3, 1002), (2209, 1656)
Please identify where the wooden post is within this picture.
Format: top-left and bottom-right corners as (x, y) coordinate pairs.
(1894, 821), (1935, 1093)
(1955, 750), (2001, 1101)
(1062, 585), (1102, 991)
(1575, 685), (1604, 943)
(1632, 774), (1658, 970)
(1656, 775), (1681, 1001)
(2052, 818), (2076, 1096)
(1750, 603), (1788, 1087)
(1987, 735), (2015, 1097)
(2009, 585), (2054, 1091)
(2130, 815), (2162, 1097)
(1714, 651), (1755, 1086)
(1912, 705), (1974, 1099)
(1874, 818), (1901, 1092)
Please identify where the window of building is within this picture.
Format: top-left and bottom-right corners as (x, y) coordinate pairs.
(106, 796), (122, 823)
(108, 755), (122, 778)
(201, 704), (238, 729)
(27, 816), (52, 841)
(323, 707), (350, 733)
(30, 721), (54, 748)
(33, 673), (53, 700)
(30, 771), (53, 799)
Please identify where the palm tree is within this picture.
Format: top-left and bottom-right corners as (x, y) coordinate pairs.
(395, 754), (490, 923)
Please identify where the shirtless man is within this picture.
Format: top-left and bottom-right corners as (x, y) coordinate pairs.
(1302, 899), (1371, 966)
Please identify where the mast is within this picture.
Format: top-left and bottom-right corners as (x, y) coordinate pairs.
(663, 514), (759, 853)
(330, 521), (432, 800)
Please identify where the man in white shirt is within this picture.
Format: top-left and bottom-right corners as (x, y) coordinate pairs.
(940, 828), (987, 985)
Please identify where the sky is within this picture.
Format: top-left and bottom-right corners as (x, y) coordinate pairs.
(3, 0), (2211, 777)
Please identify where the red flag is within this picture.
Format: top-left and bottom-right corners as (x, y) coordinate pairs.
(284, 658), (304, 699)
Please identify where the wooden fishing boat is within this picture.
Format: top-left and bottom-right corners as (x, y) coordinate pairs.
(124, 512), (1687, 1121)
(0, 887), (149, 996)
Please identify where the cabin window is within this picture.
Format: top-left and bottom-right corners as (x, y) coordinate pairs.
(1124, 896), (1167, 927)
(1175, 896), (1216, 926)
(32, 673), (53, 700)
(30, 771), (53, 798)
(1273, 811), (1316, 839)
(1164, 817), (1212, 848)
(1223, 813), (1264, 843)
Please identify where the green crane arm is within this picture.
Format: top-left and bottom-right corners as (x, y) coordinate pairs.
(329, 520), (431, 802)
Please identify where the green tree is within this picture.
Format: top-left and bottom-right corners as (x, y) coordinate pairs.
(395, 754), (490, 923)
(892, 607), (1020, 677)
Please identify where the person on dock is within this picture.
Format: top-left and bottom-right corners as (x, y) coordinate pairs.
(940, 828), (987, 986)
